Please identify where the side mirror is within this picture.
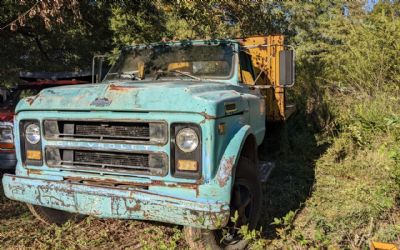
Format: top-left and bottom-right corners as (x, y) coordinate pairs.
(279, 50), (295, 87)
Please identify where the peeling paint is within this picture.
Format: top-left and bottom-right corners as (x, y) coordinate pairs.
(26, 94), (40, 105)
(2, 174), (230, 229)
(124, 198), (141, 212)
(217, 156), (235, 187)
(198, 111), (216, 119)
(64, 176), (201, 196)
(109, 84), (137, 91)
(27, 169), (42, 175)
(90, 98), (112, 107)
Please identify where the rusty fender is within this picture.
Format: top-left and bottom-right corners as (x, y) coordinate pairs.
(215, 125), (253, 190)
(2, 174), (230, 229)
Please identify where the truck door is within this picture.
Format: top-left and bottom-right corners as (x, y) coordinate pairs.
(239, 51), (266, 145)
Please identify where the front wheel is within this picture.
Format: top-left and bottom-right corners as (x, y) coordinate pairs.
(184, 157), (262, 250)
(27, 204), (86, 225)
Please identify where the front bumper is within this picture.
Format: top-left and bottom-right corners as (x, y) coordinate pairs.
(0, 151), (17, 169)
(2, 174), (230, 229)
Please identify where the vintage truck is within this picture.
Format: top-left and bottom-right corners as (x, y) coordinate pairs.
(2, 36), (294, 249)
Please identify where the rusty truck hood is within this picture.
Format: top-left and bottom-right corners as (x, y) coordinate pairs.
(15, 81), (247, 118)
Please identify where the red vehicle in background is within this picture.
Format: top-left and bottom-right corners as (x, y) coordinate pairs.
(0, 72), (91, 170)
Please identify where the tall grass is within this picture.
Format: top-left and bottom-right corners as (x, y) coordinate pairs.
(249, 6), (400, 249)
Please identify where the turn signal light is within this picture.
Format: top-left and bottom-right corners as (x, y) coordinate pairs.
(0, 143), (14, 149)
(26, 150), (42, 160)
(177, 160), (198, 171)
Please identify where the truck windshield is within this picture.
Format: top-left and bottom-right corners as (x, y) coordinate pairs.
(104, 43), (235, 81)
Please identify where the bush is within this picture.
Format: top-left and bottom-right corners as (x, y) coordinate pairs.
(265, 3), (400, 248)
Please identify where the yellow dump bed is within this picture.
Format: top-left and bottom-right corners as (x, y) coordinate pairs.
(237, 35), (295, 122)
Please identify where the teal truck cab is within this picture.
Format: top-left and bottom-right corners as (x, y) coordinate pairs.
(2, 36), (294, 249)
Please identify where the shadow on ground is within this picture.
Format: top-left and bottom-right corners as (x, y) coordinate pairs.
(257, 111), (330, 238)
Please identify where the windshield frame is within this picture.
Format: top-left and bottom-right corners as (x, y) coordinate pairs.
(104, 40), (239, 83)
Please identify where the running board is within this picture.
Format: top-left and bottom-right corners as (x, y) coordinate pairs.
(258, 161), (275, 183)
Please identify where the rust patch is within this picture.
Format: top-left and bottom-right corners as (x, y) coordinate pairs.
(28, 169), (42, 175)
(26, 94), (40, 105)
(124, 199), (141, 212)
(198, 112), (216, 120)
(64, 177), (149, 189)
(217, 156), (235, 187)
(109, 84), (137, 91)
(64, 176), (201, 195)
(151, 179), (202, 197)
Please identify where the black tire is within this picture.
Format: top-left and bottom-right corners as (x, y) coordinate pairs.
(27, 204), (86, 225)
(184, 156), (262, 250)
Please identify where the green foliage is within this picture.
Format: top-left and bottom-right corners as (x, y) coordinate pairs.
(164, 0), (287, 39)
(105, 0), (293, 43)
(109, 1), (167, 46)
(0, 0), (113, 87)
(262, 1), (400, 248)
(324, 12), (400, 94)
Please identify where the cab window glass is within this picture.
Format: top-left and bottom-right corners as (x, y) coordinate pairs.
(239, 51), (255, 84)
(105, 43), (235, 81)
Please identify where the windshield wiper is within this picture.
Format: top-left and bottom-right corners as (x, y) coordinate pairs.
(154, 70), (201, 81)
(172, 70), (201, 80)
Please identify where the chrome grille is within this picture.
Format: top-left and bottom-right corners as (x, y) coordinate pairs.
(44, 120), (167, 144)
(74, 150), (149, 168)
(46, 148), (168, 176)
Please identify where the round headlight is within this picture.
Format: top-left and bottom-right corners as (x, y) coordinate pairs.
(176, 128), (199, 153)
(26, 124), (41, 144)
